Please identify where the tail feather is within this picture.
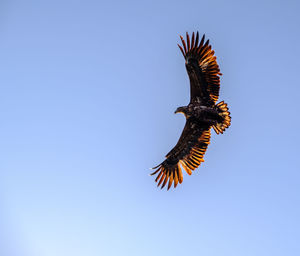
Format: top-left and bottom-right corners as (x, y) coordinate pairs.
(213, 101), (231, 134)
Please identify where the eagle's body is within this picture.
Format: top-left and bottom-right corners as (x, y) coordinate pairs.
(176, 103), (223, 126)
(151, 32), (231, 190)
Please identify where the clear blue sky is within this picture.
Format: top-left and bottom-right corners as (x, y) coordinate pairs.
(1, 0), (300, 255)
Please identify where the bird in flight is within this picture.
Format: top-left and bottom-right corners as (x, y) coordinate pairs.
(151, 32), (231, 190)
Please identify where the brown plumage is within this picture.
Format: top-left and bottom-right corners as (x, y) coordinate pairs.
(151, 32), (231, 190)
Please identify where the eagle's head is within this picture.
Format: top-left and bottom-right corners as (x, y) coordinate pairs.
(175, 106), (188, 117)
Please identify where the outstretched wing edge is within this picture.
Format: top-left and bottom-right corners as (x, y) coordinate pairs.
(151, 123), (211, 190)
(178, 32), (222, 103)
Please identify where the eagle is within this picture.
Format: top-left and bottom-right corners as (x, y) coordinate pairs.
(151, 32), (231, 190)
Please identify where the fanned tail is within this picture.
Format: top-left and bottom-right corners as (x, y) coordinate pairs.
(213, 101), (231, 134)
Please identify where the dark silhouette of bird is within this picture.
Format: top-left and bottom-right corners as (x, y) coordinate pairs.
(151, 32), (231, 190)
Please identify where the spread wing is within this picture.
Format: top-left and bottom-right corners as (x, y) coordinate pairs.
(151, 120), (211, 190)
(178, 32), (221, 104)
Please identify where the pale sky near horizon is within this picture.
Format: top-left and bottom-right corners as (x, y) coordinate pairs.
(1, 0), (300, 256)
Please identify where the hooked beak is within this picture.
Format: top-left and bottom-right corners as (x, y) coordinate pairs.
(175, 107), (183, 114)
